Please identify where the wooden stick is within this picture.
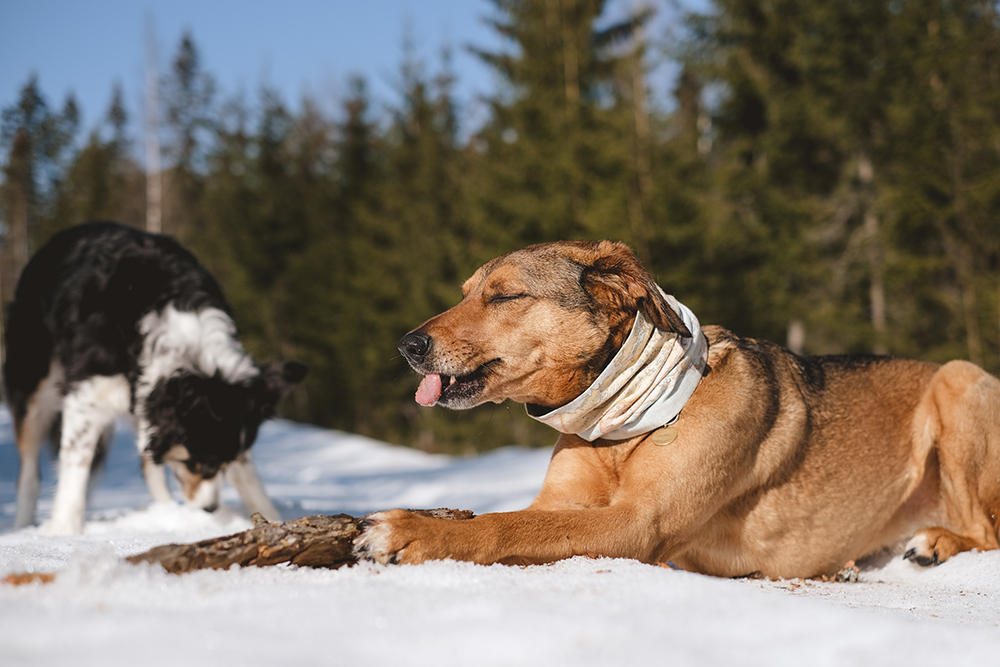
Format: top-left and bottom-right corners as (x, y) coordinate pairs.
(3, 508), (475, 583)
(125, 513), (362, 573)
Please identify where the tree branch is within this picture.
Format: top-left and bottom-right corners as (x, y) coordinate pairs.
(3, 509), (475, 583)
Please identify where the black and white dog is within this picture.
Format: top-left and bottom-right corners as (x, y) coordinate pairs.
(3, 222), (307, 534)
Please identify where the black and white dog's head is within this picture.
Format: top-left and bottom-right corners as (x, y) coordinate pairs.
(145, 361), (307, 507)
(130, 300), (308, 511)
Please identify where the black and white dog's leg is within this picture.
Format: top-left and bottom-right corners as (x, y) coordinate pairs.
(138, 417), (175, 504)
(45, 376), (129, 535)
(141, 458), (175, 503)
(14, 370), (63, 528)
(14, 399), (59, 528)
(225, 452), (281, 521)
(15, 431), (43, 529)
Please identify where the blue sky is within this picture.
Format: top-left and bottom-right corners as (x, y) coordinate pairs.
(0, 0), (505, 135)
(0, 1), (693, 139)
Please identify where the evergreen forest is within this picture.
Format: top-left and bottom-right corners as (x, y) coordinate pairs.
(3, 0), (1000, 452)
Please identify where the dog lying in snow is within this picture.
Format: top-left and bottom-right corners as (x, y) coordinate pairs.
(355, 240), (1000, 578)
(4, 222), (306, 535)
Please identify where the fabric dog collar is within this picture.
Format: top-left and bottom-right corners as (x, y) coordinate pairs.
(526, 290), (707, 441)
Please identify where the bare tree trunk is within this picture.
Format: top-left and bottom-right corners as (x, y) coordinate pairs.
(559, 0), (580, 117)
(946, 135), (983, 367)
(787, 319), (806, 355)
(627, 1), (652, 267)
(145, 14), (162, 234)
(863, 208), (887, 354)
(931, 67), (984, 366)
(958, 243), (983, 366)
(858, 154), (887, 354)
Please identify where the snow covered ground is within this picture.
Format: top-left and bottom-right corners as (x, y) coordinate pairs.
(1, 405), (999, 666)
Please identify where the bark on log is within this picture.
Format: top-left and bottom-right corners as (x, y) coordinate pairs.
(3, 508), (475, 584)
(126, 509), (474, 574)
(125, 513), (363, 573)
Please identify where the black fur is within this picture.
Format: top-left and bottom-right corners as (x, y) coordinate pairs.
(144, 363), (305, 475)
(5, 222), (232, 417)
(791, 352), (895, 393)
(4, 221), (306, 495)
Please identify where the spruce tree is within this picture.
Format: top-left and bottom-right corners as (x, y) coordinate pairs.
(683, 0), (896, 350)
(163, 32), (216, 241)
(468, 0), (645, 251)
(880, 0), (1000, 370)
(0, 76), (79, 299)
(53, 85), (139, 228)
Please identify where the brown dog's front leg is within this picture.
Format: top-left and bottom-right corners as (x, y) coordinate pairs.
(353, 506), (655, 566)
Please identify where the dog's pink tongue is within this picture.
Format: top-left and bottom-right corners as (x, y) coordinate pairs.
(415, 373), (443, 406)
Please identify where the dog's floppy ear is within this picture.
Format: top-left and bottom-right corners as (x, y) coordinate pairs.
(268, 360), (309, 388)
(580, 241), (692, 338)
(253, 361), (309, 417)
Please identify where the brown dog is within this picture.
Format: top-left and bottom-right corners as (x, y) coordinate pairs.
(354, 240), (1000, 578)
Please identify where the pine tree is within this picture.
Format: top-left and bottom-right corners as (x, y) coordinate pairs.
(162, 32), (216, 241)
(382, 49), (549, 452)
(53, 84), (141, 228)
(0, 76), (79, 300)
(682, 0), (899, 350)
(192, 93), (268, 354)
(468, 0), (646, 251)
(682, 0), (1000, 368)
(281, 79), (382, 432)
(880, 0), (1000, 370)
(642, 65), (716, 322)
(194, 87), (310, 362)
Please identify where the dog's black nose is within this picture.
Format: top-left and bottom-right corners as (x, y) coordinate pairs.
(399, 332), (432, 362)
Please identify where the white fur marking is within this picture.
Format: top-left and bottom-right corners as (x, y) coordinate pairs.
(141, 455), (175, 503)
(188, 473), (222, 510)
(45, 375), (130, 535)
(133, 306), (258, 451)
(136, 305), (257, 397)
(353, 512), (399, 564)
(904, 532), (932, 558)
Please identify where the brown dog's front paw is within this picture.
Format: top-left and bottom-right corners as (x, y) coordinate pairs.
(354, 509), (439, 565)
(353, 510), (406, 564)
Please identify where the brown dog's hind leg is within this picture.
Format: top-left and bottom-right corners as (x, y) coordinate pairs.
(904, 360), (1000, 567)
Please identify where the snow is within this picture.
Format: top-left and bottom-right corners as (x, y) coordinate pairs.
(1, 407), (999, 666)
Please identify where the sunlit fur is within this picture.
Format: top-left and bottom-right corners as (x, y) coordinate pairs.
(358, 240), (1000, 578)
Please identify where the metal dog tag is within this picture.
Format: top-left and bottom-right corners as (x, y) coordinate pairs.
(650, 426), (678, 446)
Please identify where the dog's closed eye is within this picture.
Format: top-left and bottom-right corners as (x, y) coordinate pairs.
(489, 293), (527, 305)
